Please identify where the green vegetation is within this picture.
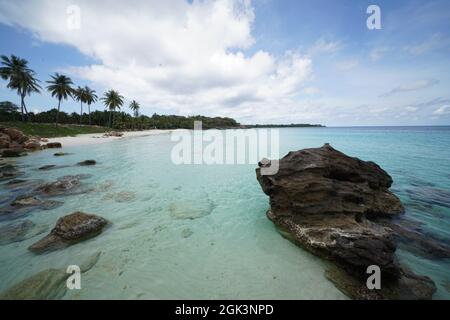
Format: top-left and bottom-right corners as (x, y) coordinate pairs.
(0, 121), (108, 138)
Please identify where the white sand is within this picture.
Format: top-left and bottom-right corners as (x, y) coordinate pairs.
(46, 129), (173, 147)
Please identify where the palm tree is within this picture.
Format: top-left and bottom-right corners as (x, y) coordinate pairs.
(73, 86), (88, 125)
(129, 100), (140, 130)
(84, 86), (98, 125)
(46, 73), (73, 127)
(0, 55), (41, 121)
(101, 90), (124, 128)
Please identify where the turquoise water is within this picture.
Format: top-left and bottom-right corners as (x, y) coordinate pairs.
(0, 127), (449, 299)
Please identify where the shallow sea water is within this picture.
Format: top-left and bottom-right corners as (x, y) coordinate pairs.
(0, 127), (449, 299)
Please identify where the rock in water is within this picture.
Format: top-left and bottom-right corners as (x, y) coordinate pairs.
(77, 160), (96, 166)
(34, 175), (88, 196)
(0, 220), (48, 245)
(256, 144), (436, 299)
(28, 212), (108, 254)
(46, 142), (62, 148)
(0, 251), (101, 299)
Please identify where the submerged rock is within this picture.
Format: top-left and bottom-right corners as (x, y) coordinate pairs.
(379, 217), (450, 259)
(0, 251), (101, 299)
(0, 163), (22, 180)
(38, 164), (70, 171)
(0, 220), (48, 245)
(11, 195), (63, 210)
(256, 144), (435, 299)
(2, 148), (26, 158)
(53, 152), (71, 157)
(115, 191), (136, 203)
(28, 212), (108, 254)
(169, 198), (214, 220)
(77, 160), (96, 166)
(181, 228), (193, 238)
(34, 175), (88, 196)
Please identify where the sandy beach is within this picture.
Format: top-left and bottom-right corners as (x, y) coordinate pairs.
(45, 129), (174, 147)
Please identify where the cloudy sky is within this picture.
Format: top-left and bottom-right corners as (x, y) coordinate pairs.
(0, 0), (449, 126)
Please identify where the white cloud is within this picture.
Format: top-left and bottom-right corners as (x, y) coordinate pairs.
(369, 47), (389, 61)
(433, 105), (450, 115)
(404, 33), (450, 55)
(307, 38), (342, 56)
(0, 0), (314, 123)
(336, 59), (359, 71)
(380, 79), (439, 97)
(404, 106), (418, 112)
(303, 87), (320, 95)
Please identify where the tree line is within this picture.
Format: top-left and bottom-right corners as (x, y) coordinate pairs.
(0, 54), (239, 130)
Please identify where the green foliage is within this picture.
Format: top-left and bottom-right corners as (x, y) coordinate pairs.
(0, 121), (108, 138)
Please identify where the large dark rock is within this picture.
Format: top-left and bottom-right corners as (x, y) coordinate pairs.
(28, 212), (108, 254)
(46, 142), (62, 148)
(256, 144), (436, 299)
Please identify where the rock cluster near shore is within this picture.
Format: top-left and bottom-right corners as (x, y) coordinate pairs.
(0, 126), (63, 157)
(256, 144), (437, 299)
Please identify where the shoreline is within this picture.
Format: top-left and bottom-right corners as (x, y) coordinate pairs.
(45, 129), (174, 147)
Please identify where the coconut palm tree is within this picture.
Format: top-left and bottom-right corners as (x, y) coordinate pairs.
(129, 100), (140, 118)
(0, 55), (41, 121)
(84, 86), (98, 125)
(129, 100), (140, 130)
(73, 86), (88, 125)
(101, 90), (124, 128)
(46, 73), (73, 127)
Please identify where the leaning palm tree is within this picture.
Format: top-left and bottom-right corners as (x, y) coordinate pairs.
(73, 86), (88, 125)
(101, 90), (124, 128)
(46, 73), (73, 127)
(84, 86), (98, 125)
(129, 100), (140, 130)
(0, 55), (40, 121)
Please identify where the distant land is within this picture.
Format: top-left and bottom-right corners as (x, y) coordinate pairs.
(243, 123), (325, 128)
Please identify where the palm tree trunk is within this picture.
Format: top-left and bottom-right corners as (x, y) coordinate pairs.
(22, 95), (29, 122)
(109, 111), (112, 128)
(20, 96), (24, 122)
(80, 101), (83, 125)
(88, 104), (91, 125)
(56, 99), (61, 127)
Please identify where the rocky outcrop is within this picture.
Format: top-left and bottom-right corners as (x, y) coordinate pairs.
(256, 144), (436, 299)
(28, 212), (108, 254)
(0, 127), (46, 157)
(46, 142), (62, 148)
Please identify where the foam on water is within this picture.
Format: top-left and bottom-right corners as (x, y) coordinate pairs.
(0, 127), (449, 299)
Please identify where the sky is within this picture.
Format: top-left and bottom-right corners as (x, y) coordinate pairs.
(0, 0), (449, 126)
